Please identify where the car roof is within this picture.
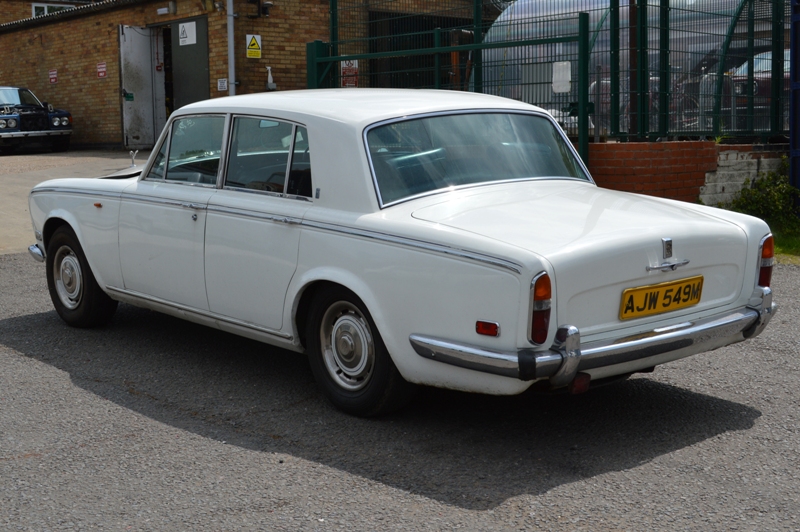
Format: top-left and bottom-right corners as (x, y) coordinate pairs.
(176, 88), (546, 128)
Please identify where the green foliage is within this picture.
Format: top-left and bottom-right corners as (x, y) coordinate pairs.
(724, 157), (800, 236)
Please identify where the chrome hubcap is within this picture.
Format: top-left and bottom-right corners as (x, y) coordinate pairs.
(53, 245), (83, 310)
(320, 301), (374, 391)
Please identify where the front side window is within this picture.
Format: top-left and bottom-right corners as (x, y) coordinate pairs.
(366, 112), (589, 206)
(164, 116), (225, 185)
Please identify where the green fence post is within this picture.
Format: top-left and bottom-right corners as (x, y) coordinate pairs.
(772, 0), (786, 133)
(473, 0), (483, 93)
(611, 0), (620, 136)
(579, 12), (590, 163)
(306, 40), (330, 89)
(747, 0), (755, 132)
(637, 0), (649, 139)
(659, 0), (669, 137)
(329, 0), (339, 88)
(435, 28), (442, 90)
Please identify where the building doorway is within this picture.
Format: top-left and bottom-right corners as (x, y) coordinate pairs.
(119, 17), (210, 150)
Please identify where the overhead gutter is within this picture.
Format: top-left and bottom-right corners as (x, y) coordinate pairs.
(0, 0), (149, 33)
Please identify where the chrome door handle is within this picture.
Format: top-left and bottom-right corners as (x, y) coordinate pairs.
(181, 202), (207, 210)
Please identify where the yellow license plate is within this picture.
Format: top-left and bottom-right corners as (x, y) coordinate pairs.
(619, 275), (704, 320)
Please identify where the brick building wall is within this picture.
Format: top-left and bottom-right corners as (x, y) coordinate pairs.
(0, 0), (36, 24)
(0, 0), (328, 146)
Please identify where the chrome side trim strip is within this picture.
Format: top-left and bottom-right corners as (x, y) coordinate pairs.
(105, 286), (292, 340)
(410, 301), (775, 385)
(30, 187), (122, 199)
(206, 204), (302, 224)
(119, 193), (206, 208)
(301, 220), (523, 274)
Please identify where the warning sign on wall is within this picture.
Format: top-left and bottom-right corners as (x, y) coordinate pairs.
(246, 34), (261, 59)
(341, 60), (358, 87)
(179, 22), (197, 46)
(97, 62), (107, 78)
(49, 69), (58, 84)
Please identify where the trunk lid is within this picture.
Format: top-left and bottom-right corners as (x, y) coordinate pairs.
(411, 181), (749, 338)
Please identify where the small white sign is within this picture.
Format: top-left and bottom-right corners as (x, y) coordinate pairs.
(341, 60), (358, 87)
(217, 78), (228, 91)
(246, 34), (261, 59)
(552, 61), (571, 93)
(179, 22), (197, 46)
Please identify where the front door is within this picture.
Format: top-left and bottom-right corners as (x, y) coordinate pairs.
(118, 114), (226, 310)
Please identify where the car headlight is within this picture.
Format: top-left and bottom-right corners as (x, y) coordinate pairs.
(0, 120), (5, 128)
(52, 117), (61, 126)
(60, 117), (69, 126)
(7, 118), (16, 128)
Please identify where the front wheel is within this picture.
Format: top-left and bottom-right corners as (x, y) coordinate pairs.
(305, 286), (415, 417)
(46, 226), (117, 327)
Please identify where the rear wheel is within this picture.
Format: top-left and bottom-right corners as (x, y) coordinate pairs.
(46, 226), (117, 327)
(305, 286), (415, 417)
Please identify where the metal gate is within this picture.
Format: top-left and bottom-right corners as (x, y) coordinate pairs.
(308, 0), (791, 144)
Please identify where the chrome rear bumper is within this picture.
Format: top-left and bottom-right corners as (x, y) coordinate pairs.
(410, 287), (776, 388)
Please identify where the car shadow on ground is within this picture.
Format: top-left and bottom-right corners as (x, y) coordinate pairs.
(0, 305), (760, 510)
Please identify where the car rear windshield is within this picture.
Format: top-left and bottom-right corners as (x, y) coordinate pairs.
(366, 112), (590, 206)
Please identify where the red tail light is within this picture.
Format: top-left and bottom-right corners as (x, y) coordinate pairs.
(758, 235), (774, 287)
(530, 272), (551, 345)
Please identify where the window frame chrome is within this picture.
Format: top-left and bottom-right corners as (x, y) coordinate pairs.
(362, 108), (595, 209)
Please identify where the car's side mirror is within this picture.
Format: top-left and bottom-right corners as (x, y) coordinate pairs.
(43, 102), (54, 111)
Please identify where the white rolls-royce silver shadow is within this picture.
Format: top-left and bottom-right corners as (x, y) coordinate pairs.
(28, 89), (776, 416)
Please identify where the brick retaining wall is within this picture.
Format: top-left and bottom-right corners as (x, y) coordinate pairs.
(587, 141), (788, 205)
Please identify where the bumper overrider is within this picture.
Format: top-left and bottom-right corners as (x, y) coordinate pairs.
(410, 287), (776, 389)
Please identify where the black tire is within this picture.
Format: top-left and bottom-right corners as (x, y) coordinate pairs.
(305, 286), (415, 417)
(46, 225), (118, 327)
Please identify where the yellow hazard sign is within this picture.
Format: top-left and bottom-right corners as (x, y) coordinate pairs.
(246, 34), (261, 59)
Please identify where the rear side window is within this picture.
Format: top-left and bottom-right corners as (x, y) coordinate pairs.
(224, 117), (312, 198)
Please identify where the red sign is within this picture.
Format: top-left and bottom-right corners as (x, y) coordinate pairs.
(49, 69), (57, 84)
(97, 62), (107, 78)
(341, 60), (358, 88)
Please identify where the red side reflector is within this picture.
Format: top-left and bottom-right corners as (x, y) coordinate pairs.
(476, 321), (500, 337)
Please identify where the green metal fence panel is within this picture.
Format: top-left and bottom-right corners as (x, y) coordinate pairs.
(311, 0), (791, 140)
